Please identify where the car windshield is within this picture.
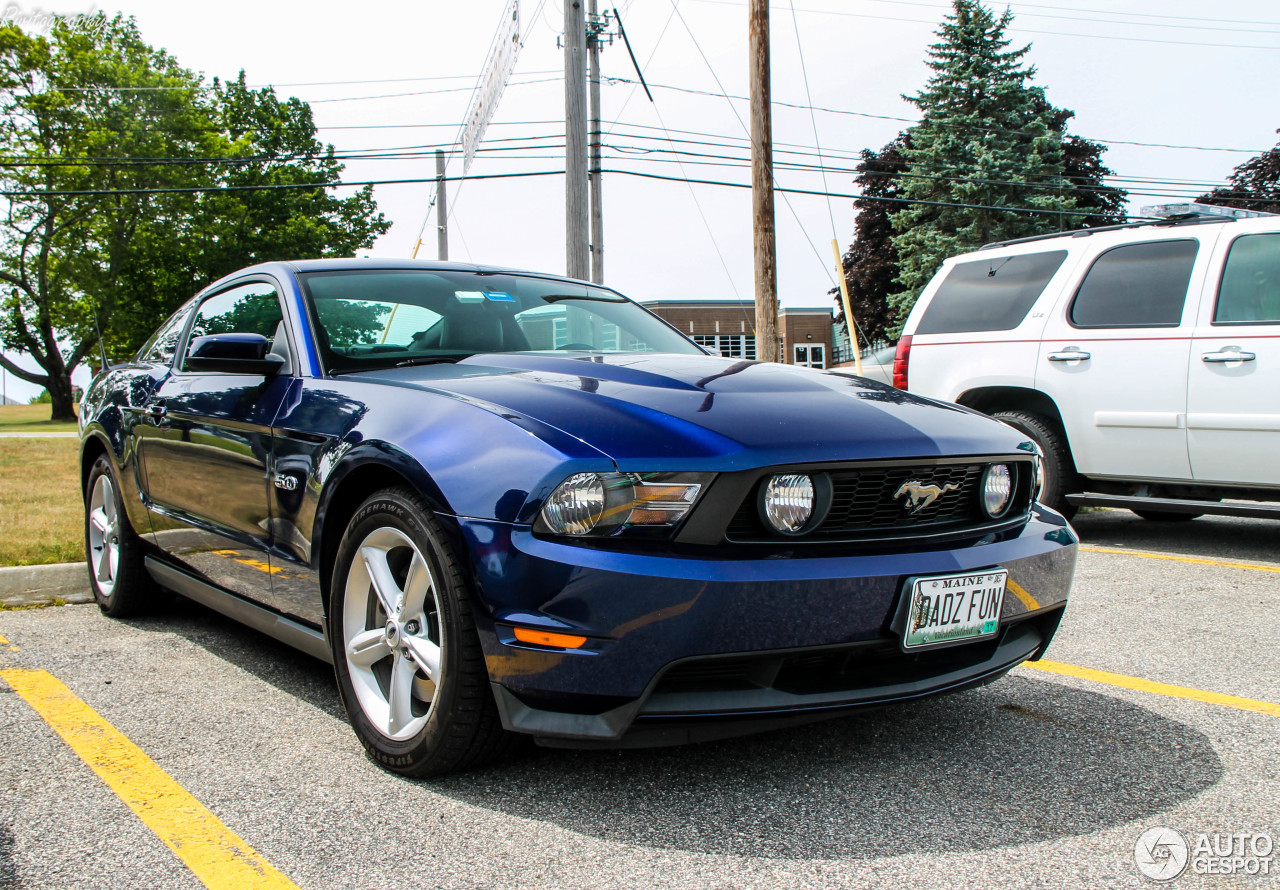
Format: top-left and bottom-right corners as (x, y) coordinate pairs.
(299, 269), (703, 373)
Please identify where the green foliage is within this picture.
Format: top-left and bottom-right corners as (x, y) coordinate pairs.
(27, 388), (49, 404)
(833, 134), (912, 347)
(881, 0), (1117, 335)
(0, 16), (390, 419)
(1200, 137), (1280, 214)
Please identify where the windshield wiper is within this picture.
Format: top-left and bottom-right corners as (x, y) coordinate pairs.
(394, 356), (464, 368)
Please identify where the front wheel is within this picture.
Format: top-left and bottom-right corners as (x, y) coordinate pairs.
(330, 487), (515, 777)
(991, 410), (1079, 519)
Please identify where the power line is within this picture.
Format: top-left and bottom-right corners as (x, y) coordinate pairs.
(860, 0), (1280, 30)
(605, 76), (1272, 154)
(669, 0), (836, 284)
(10, 164), (1269, 215)
(685, 0), (1280, 49)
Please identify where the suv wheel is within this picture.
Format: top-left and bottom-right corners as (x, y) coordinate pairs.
(330, 487), (516, 777)
(992, 410), (1079, 519)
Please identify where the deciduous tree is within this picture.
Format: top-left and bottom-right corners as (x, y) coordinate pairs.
(0, 16), (389, 420)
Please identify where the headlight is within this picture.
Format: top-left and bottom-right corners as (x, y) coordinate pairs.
(539, 472), (708, 537)
(540, 472), (606, 535)
(982, 464), (1013, 517)
(760, 473), (815, 535)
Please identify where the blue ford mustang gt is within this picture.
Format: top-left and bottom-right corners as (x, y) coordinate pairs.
(80, 259), (1076, 776)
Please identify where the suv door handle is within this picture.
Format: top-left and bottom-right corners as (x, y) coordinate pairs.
(1202, 349), (1256, 363)
(1047, 348), (1091, 362)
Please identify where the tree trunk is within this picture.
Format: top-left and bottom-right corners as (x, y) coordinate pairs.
(46, 371), (77, 422)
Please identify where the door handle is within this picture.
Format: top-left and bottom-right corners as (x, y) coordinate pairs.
(1047, 348), (1091, 362)
(146, 401), (168, 420)
(1202, 348), (1256, 363)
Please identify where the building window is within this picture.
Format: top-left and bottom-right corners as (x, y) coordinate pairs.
(794, 344), (825, 369)
(693, 334), (756, 359)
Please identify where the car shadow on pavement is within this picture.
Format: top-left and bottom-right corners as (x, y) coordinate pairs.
(124, 596), (347, 722)
(1072, 510), (1279, 564)
(127, 599), (1224, 861)
(432, 674), (1222, 860)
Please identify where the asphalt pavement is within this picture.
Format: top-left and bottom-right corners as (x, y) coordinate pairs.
(1, 512), (1277, 889)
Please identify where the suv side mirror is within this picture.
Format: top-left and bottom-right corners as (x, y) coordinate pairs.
(185, 333), (286, 375)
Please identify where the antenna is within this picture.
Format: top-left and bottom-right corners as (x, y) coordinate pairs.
(92, 311), (112, 375)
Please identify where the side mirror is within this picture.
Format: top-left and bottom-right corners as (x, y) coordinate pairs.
(185, 333), (286, 375)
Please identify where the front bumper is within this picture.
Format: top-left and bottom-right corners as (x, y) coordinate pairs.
(458, 507), (1076, 746)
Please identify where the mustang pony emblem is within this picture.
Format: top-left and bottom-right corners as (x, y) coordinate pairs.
(894, 480), (960, 514)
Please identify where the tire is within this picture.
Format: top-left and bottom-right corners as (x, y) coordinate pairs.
(1132, 509), (1203, 522)
(991, 410), (1079, 519)
(329, 487), (516, 777)
(84, 454), (160, 617)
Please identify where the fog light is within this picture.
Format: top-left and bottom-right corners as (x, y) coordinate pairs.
(541, 473), (605, 535)
(982, 464), (1013, 517)
(761, 474), (815, 534)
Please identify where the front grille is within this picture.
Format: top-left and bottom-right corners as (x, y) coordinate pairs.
(725, 459), (1030, 544)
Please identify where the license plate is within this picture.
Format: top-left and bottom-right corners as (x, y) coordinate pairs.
(902, 569), (1007, 650)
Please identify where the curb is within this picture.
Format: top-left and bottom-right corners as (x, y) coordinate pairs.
(0, 562), (94, 608)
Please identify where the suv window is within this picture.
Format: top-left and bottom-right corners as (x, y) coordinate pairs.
(181, 282), (284, 371)
(916, 250), (1067, 334)
(1070, 240), (1197, 328)
(1215, 233), (1280, 325)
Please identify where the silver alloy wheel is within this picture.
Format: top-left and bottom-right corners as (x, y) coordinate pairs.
(342, 526), (445, 742)
(87, 474), (120, 598)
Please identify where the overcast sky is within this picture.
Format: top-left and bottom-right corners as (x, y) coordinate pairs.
(4, 0), (1279, 403)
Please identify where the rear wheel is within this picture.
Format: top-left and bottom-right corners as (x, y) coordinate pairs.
(991, 410), (1079, 519)
(84, 455), (159, 617)
(330, 487), (515, 777)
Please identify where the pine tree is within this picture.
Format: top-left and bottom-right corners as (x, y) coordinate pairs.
(885, 0), (1081, 334)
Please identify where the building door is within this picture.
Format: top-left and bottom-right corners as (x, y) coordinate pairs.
(794, 344), (825, 369)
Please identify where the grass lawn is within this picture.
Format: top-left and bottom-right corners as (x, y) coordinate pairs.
(0, 438), (83, 566)
(0, 403), (78, 433)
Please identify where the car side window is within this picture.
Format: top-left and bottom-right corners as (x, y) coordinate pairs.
(915, 250), (1067, 335)
(1214, 233), (1280, 325)
(136, 301), (195, 366)
(181, 282), (285, 372)
(1069, 240), (1197, 329)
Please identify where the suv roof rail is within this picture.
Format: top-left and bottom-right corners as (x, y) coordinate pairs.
(979, 213), (1235, 252)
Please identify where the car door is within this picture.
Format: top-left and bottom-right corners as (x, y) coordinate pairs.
(1187, 228), (1280, 485)
(136, 279), (292, 602)
(1035, 234), (1218, 482)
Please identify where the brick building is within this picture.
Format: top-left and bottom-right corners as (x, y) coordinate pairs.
(643, 300), (835, 368)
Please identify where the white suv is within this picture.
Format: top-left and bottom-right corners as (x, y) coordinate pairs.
(896, 209), (1280, 521)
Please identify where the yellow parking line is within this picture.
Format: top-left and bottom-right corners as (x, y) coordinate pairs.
(0, 669), (299, 890)
(1006, 579), (1039, 611)
(1021, 660), (1280, 719)
(1080, 545), (1280, 573)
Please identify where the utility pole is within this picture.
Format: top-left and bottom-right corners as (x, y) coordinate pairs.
(435, 150), (448, 261)
(748, 0), (779, 363)
(587, 0), (604, 284)
(564, 0), (590, 280)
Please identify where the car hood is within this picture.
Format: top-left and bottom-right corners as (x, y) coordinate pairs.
(356, 353), (1028, 470)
